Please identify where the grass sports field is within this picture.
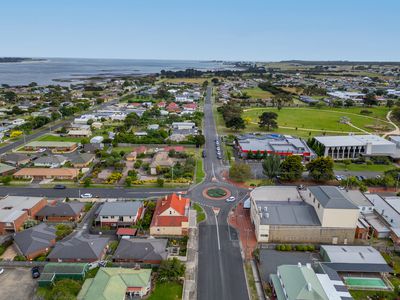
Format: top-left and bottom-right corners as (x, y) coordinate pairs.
(235, 106), (394, 138)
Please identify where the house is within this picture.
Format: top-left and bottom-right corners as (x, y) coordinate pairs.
(74, 114), (97, 124)
(164, 146), (185, 152)
(313, 135), (399, 160)
(67, 129), (92, 138)
(150, 193), (190, 236)
(0, 196), (47, 234)
(270, 263), (352, 300)
(250, 186), (359, 244)
(13, 223), (56, 260)
(33, 155), (68, 168)
(0, 163), (16, 176)
(126, 151), (137, 162)
(149, 152), (174, 175)
(113, 238), (168, 264)
(171, 122), (196, 130)
(95, 201), (143, 228)
(90, 136), (104, 144)
(36, 201), (84, 222)
(23, 141), (78, 152)
(39, 263), (88, 287)
(77, 268), (152, 300)
(135, 146), (147, 155)
(71, 153), (95, 168)
(147, 124), (159, 130)
(166, 102), (180, 113)
(47, 234), (109, 262)
(236, 134), (316, 160)
(83, 143), (104, 154)
(0, 153), (31, 166)
(319, 245), (392, 276)
(14, 168), (79, 180)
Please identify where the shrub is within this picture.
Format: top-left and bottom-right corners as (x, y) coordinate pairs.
(14, 255), (27, 261)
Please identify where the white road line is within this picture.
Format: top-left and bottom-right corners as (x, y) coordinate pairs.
(214, 211), (221, 251)
(211, 163), (216, 178)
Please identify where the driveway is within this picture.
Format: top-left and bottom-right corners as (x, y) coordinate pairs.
(0, 268), (37, 300)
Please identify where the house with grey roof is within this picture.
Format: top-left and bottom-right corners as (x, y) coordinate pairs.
(33, 155), (68, 168)
(0, 153), (31, 166)
(113, 238), (168, 265)
(70, 153), (95, 168)
(250, 186), (359, 244)
(95, 201), (143, 228)
(14, 223), (56, 260)
(0, 162), (16, 176)
(36, 201), (84, 222)
(47, 234), (109, 262)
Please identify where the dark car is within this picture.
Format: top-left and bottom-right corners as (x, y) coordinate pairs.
(202, 150), (206, 158)
(53, 184), (66, 189)
(31, 267), (40, 279)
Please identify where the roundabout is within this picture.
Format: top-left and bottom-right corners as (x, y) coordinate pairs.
(202, 186), (232, 200)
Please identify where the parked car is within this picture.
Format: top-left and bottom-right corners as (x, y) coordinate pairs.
(226, 196), (236, 202)
(53, 184), (66, 189)
(31, 267), (40, 279)
(335, 175), (342, 181)
(37, 148), (46, 153)
(80, 193), (93, 198)
(202, 150), (206, 158)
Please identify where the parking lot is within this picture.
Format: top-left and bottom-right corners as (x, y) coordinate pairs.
(0, 268), (37, 300)
(258, 249), (321, 282)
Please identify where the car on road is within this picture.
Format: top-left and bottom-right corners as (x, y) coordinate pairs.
(226, 196), (236, 202)
(217, 154), (222, 159)
(31, 267), (40, 279)
(37, 148), (46, 153)
(216, 146), (220, 151)
(53, 184), (66, 189)
(80, 193), (93, 198)
(202, 150), (206, 158)
(376, 175), (382, 179)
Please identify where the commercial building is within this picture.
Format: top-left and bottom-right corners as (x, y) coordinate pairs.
(150, 193), (190, 236)
(95, 201), (143, 228)
(250, 186), (359, 244)
(77, 268), (152, 300)
(13, 168), (79, 180)
(236, 134), (316, 160)
(313, 135), (399, 160)
(0, 196), (47, 234)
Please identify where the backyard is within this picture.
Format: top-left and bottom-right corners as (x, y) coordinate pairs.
(148, 282), (183, 300)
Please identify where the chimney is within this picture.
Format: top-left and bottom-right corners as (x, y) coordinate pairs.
(298, 262), (302, 268)
(178, 194), (182, 201)
(306, 263), (311, 269)
(307, 283), (312, 291)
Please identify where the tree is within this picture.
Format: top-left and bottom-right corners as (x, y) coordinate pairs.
(157, 177), (164, 187)
(306, 157), (334, 182)
(386, 99), (395, 108)
(226, 116), (245, 131)
(0, 176), (12, 185)
(158, 258), (186, 282)
(258, 112), (278, 130)
(262, 154), (281, 179)
(3, 91), (17, 102)
(83, 177), (92, 187)
(229, 162), (252, 182)
(364, 93), (378, 106)
(272, 93), (292, 107)
(193, 134), (205, 147)
(280, 155), (304, 181)
(392, 107), (400, 122)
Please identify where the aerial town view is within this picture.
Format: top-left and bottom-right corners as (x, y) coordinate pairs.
(1, 1), (400, 300)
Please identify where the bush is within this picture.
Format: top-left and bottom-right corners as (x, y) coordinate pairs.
(14, 255), (26, 261)
(55, 224), (73, 240)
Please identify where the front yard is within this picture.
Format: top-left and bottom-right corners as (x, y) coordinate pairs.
(148, 282), (183, 300)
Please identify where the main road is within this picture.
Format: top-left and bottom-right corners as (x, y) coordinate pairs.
(189, 86), (250, 300)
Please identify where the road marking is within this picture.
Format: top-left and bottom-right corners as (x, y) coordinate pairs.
(211, 163), (216, 179)
(214, 210), (221, 251)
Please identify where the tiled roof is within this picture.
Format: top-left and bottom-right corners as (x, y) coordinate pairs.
(157, 193), (189, 216)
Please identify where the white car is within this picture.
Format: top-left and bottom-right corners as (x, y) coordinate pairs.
(37, 148), (46, 153)
(80, 193), (93, 198)
(226, 196), (236, 202)
(0, 268), (4, 275)
(335, 175), (342, 181)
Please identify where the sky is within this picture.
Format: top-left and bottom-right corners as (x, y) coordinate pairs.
(1, 0), (400, 61)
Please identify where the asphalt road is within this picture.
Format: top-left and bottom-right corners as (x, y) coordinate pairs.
(192, 86), (249, 300)
(0, 186), (185, 199)
(0, 98), (118, 155)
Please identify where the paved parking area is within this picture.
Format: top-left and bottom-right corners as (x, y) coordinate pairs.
(258, 249), (321, 282)
(0, 268), (37, 300)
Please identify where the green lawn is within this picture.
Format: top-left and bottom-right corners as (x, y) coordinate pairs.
(334, 162), (396, 172)
(148, 282), (182, 300)
(193, 203), (206, 223)
(37, 134), (83, 143)
(242, 87), (273, 99)
(237, 107), (394, 138)
(195, 156), (205, 184)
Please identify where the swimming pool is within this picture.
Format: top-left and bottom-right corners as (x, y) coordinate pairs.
(344, 277), (387, 289)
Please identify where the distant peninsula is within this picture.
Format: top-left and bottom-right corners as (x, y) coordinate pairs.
(0, 57), (46, 63)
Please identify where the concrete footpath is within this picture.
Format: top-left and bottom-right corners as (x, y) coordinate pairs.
(182, 210), (198, 300)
